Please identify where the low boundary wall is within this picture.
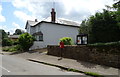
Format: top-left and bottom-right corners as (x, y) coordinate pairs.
(47, 45), (120, 68)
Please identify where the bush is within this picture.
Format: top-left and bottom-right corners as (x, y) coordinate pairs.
(13, 40), (19, 45)
(2, 45), (19, 52)
(60, 37), (73, 45)
(87, 41), (120, 54)
(2, 38), (13, 46)
(88, 41), (120, 47)
(18, 33), (35, 51)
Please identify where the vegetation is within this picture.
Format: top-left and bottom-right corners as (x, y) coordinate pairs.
(0, 29), (13, 47)
(2, 45), (21, 52)
(1, 31), (35, 52)
(60, 37), (73, 45)
(87, 41), (120, 54)
(2, 38), (13, 46)
(0, 29), (8, 39)
(88, 41), (120, 47)
(84, 72), (104, 77)
(18, 33), (35, 51)
(79, 0), (120, 44)
(13, 29), (25, 35)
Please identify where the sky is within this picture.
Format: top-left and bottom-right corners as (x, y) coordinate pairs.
(0, 0), (114, 34)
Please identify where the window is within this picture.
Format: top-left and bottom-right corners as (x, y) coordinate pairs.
(33, 31), (43, 41)
(39, 35), (43, 41)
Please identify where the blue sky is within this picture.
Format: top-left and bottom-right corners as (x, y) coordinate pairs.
(0, 0), (114, 34)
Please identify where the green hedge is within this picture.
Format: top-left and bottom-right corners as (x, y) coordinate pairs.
(88, 41), (120, 47)
(87, 41), (120, 54)
(60, 37), (73, 45)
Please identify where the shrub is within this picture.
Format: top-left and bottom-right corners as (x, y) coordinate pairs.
(13, 40), (19, 45)
(60, 37), (73, 45)
(2, 38), (13, 46)
(87, 41), (120, 54)
(2, 45), (17, 52)
(88, 41), (120, 47)
(18, 33), (34, 51)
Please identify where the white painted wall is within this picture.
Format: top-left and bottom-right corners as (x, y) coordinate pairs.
(28, 22), (79, 49)
(30, 27), (35, 35)
(29, 41), (45, 50)
(40, 23), (79, 47)
(26, 24), (30, 34)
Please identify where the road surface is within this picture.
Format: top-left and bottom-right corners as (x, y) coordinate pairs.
(0, 54), (86, 75)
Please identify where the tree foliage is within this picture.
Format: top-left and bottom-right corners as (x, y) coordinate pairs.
(79, 19), (89, 34)
(13, 29), (24, 35)
(2, 38), (13, 46)
(79, 1), (120, 44)
(18, 33), (35, 51)
(0, 29), (13, 46)
(0, 29), (8, 39)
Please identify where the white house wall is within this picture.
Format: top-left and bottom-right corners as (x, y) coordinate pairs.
(26, 24), (31, 34)
(30, 27), (35, 35)
(40, 23), (79, 47)
(29, 41), (45, 50)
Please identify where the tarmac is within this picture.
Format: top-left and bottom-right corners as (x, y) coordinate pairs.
(1, 50), (120, 76)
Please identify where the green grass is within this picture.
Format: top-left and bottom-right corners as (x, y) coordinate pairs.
(2, 45), (21, 52)
(84, 72), (104, 77)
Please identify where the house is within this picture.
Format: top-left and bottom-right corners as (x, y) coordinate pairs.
(25, 8), (80, 50)
(8, 35), (20, 41)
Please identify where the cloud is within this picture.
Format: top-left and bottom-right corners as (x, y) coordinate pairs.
(0, 5), (6, 22)
(11, 22), (25, 34)
(0, 22), (25, 34)
(0, 25), (9, 33)
(12, 0), (114, 23)
(14, 11), (36, 22)
(12, 22), (21, 29)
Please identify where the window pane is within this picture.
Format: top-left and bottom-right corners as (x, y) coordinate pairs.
(39, 35), (43, 41)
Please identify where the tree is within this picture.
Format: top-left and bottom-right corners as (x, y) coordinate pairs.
(79, 8), (120, 43)
(106, 0), (120, 27)
(18, 33), (35, 51)
(88, 10), (120, 43)
(0, 29), (13, 46)
(79, 0), (120, 44)
(113, 0), (120, 27)
(13, 29), (24, 35)
(0, 29), (8, 39)
(79, 19), (89, 34)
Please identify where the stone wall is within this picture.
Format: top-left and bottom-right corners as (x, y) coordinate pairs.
(47, 45), (120, 68)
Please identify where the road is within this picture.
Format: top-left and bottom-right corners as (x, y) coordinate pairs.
(0, 54), (85, 75)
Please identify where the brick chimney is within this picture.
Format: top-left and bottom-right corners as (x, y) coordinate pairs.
(51, 8), (56, 23)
